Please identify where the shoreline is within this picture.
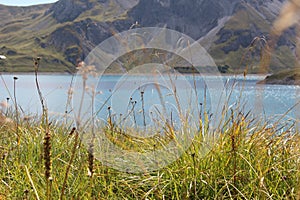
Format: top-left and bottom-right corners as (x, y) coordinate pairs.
(0, 72), (73, 76)
(0, 71), (269, 77)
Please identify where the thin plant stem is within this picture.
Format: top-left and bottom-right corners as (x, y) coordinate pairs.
(141, 91), (146, 129)
(77, 79), (86, 128)
(13, 76), (19, 144)
(60, 129), (79, 199)
(88, 87), (96, 178)
(64, 75), (75, 125)
(25, 165), (40, 200)
(34, 58), (52, 199)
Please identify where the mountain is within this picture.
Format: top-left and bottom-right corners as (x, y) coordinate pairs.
(0, 0), (296, 73)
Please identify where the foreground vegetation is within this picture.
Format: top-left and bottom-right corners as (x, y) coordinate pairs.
(2, 1), (300, 199)
(0, 102), (299, 199)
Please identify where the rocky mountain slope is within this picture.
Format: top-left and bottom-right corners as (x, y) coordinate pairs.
(0, 0), (295, 73)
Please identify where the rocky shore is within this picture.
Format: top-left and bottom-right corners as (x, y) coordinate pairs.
(257, 70), (300, 85)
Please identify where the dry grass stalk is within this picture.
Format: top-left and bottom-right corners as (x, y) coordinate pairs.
(13, 76), (20, 144)
(33, 57), (52, 199)
(60, 128), (79, 199)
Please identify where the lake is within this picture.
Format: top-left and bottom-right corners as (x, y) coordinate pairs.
(1, 74), (300, 128)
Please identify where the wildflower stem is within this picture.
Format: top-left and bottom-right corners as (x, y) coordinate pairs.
(34, 58), (52, 199)
(13, 76), (19, 144)
(141, 91), (146, 129)
(60, 130), (79, 199)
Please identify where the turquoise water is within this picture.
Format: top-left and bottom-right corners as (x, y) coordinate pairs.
(1, 74), (300, 126)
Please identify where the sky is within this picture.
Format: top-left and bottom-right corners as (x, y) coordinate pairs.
(0, 0), (58, 6)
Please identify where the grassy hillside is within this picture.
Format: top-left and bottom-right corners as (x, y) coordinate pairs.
(209, 5), (296, 73)
(0, 4), (73, 72)
(0, 0), (297, 74)
(0, 0), (133, 73)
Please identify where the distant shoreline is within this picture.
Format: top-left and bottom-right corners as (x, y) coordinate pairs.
(0, 72), (269, 78)
(0, 72), (72, 76)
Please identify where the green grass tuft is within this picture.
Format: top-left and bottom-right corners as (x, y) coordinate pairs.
(0, 102), (299, 199)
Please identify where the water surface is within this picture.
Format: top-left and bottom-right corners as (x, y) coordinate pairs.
(1, 74), (300, 126)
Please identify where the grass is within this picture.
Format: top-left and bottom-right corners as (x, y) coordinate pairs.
(0, 73), (300, 199)
(0, 108), (299, 199)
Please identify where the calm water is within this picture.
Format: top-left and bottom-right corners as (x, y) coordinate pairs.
(1, 74), (300, 126)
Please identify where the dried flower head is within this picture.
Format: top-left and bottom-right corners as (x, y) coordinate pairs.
(76, 61), (98, 81)
(67, 87), (74, 97)
(0, 100), (9, 110)
(0, 114), (13, 125)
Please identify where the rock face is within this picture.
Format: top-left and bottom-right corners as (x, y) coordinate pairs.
(47, 18), (132, 64)
(0, 0), (296, 73)
(128, 0), (240, 39)
(44, 0), (293, 71)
